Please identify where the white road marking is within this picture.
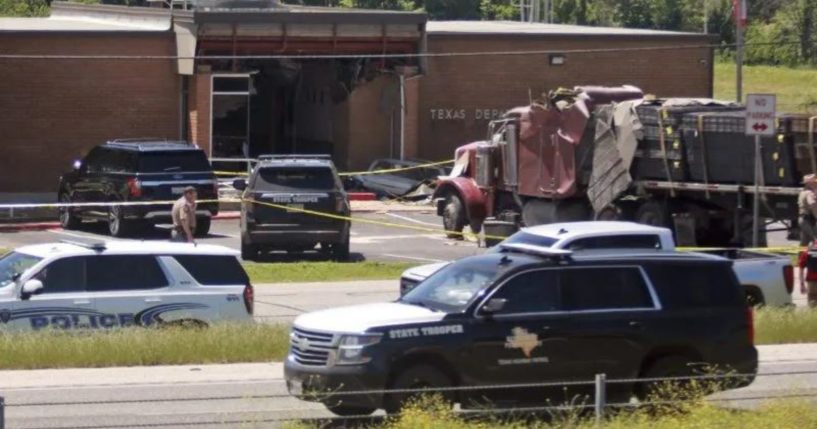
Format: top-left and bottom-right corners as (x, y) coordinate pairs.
(385, 212), (440, 227)
(383, 253), (446, 263)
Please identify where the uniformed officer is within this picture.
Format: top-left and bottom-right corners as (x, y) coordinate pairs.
(798, 240), (817, 308)
(171, 186), (197, 243)
(798, 174), (817, 245)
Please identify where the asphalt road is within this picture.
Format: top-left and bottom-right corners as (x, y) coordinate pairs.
(0, 212), (482, 264)
(3, 346), (817, 429)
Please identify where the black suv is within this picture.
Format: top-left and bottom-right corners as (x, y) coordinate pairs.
(233, 155), (350, 261)
(285, 246), (757, 416)
(58, 139), (218, 237)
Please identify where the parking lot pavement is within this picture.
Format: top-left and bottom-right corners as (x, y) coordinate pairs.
(0, 212), (482, 264)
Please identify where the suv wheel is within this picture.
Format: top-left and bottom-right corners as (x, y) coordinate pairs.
(384, 365), (454, 414)
(442, 194), (466, 240)
(58, 193), (81, 230)
(108, 205), (131, 237)
(195, 217), (212, 238)
(331, 234), (351, 261)
(636, 355), (697, 401)
(325, 404), (375, 417)
(241, 241), (258, 261)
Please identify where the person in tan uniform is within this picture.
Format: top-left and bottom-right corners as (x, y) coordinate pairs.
(171, 186), (197, 243)
(799, 174), (817, 246)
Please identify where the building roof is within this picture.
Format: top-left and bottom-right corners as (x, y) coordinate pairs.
(0, 2), (171, 32)
(427, 20), (708, 38)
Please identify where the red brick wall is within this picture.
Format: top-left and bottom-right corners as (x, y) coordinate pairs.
(0, 33), (180, 193)
(418, 34), (714, 161)
(189, 71), (211, 155)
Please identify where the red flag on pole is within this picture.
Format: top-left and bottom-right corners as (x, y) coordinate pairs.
(733, 0), (747, 28)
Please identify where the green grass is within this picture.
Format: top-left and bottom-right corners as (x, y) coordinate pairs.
(714, 60), (817, 113)
(286, 396), (817, 429)
(755, 307), (817, 345)
(243, 261), (416, 283)
(0, 323), (289, 369)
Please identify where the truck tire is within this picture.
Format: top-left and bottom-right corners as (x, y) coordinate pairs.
(635, 200), (670, 228)
(384, 364), (454, 414)
(58, 193), (81, 230)
(442, 194), (466, 239)
(325, 404), (375, 417)
(523, 199), (590, 226)
(745, 286), (765, 308)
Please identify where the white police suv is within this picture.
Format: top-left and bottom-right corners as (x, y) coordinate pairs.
(0, 240), (253, 330)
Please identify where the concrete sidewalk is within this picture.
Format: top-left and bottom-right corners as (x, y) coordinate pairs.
(1, 343), (814, 390)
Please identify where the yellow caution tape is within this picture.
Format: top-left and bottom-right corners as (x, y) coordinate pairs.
(214, 159), (455, 178)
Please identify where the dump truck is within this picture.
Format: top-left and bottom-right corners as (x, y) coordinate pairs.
(433, 86), (817, 247)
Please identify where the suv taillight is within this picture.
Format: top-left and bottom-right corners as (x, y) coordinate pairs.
(783, 265), (794, 295)
(243, 283), (254, 315)
(746, 306), (755, 346)
(213, 181), (219, 198)
(335, 195), (346, 212)
(127, 178), (142, 198)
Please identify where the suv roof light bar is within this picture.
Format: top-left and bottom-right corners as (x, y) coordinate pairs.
(257, 154), (331, 161)
(60, 239), (107, 252)
(498, 243), (573, 260)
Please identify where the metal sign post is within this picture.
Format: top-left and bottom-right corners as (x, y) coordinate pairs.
(745, 94), (776, 247)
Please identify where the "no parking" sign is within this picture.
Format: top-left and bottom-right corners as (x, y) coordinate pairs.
(745, 94), (776, 137)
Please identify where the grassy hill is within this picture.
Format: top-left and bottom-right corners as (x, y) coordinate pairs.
(714, 61), (817, 114)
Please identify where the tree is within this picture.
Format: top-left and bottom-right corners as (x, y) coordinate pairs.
(423, 0), (480, 20)
(0, 0), (50, 16)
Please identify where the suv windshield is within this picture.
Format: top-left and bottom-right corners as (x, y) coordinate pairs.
(498, 231), (558, 249)
(255, 167), (336, 191)
(138, 151), (211, 173)
(0, 251), (42, 288)
(401, 256), (506, 312)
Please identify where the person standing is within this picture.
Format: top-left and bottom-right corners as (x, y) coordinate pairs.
(171, 186), (197, 243)
(798, 174), (817, 245)
(798, 240), (817, 308)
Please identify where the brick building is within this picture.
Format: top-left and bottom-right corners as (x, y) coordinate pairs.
(0, 1), (714, 198)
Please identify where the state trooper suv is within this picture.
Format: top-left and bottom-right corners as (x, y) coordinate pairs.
(0, 240), (253, 330)
(234, 155), (351, 261)
(285, 245), (757, 416)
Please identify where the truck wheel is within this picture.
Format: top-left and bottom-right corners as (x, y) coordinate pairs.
(745, 286), (765, 308)
(58, 193), (81, 230)
(442, 195), (466, 240)
(325, 404), (375, 417)
(635, 200), (670, 228)
(195, 217), (211, 237)
(384, 365), (454, 414)
(108, 205), (132, 238)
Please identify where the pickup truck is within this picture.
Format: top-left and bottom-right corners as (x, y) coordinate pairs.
(400, 222), (793, 307)
(698, 248), (793, 307)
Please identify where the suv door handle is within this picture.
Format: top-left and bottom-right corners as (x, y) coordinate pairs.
(144, 298), (162, 303)
(73, 299), (91, 305)
(629, 321), (643, 329)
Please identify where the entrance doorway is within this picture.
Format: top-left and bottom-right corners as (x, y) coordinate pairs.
(210, 74), (251, 161)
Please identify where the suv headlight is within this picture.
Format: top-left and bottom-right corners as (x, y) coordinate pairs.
(331, 334), (382, 366)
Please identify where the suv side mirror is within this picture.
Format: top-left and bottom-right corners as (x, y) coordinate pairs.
(233, 179), (247, 191)
(480, 298), (507, 315)
(21, 279), (44, 299)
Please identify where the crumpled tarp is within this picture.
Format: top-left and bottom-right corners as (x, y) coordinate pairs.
(586, 101), (645, 213)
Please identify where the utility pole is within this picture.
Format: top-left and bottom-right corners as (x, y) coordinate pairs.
(735, 0), (746, 103)
(703, 0), (708, 34)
